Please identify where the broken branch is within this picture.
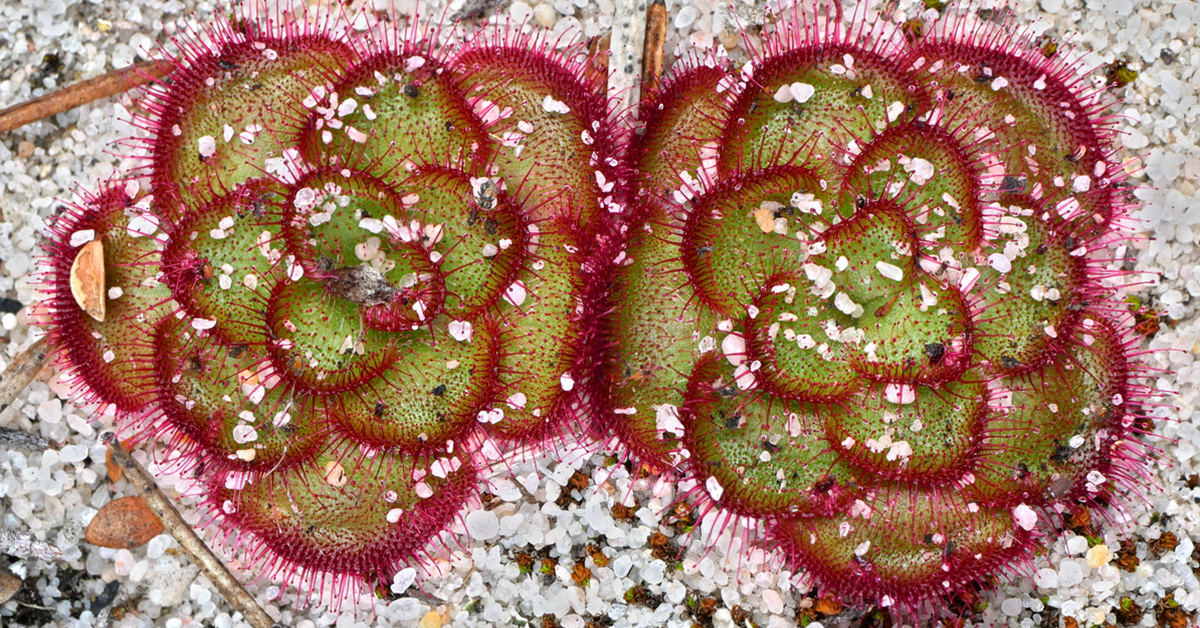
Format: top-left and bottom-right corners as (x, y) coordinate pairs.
(643, 0), (667, 93)
(0, 59), (173, 134)
(0, 527), (63, 562)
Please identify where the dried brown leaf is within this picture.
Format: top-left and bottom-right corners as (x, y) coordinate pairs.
(0, 568), (20, 604)
(85, 495), (164, 549)
(70, 238), (105, 322)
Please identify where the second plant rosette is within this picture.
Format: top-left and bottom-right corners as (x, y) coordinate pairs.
(599, 7), (1146, 607)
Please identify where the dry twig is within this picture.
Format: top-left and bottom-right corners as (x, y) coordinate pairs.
(0, 527), (63, 562)
(608, 0), (650, 119)
(0, 425), (50, 451)
(103, 435), (285, 628)
(642, 0), (667, 93)
(0, 59), (173, 134)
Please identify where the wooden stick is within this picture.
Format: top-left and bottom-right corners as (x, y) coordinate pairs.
(0, 426), (50, 451)
(642, 0), (667, 94)
(607, 0), (650, 121)
(0, 59), (174, 134)
(0, 527), (63, 562)
(103, 435), (284, 628)
(0, 337), (52, 415)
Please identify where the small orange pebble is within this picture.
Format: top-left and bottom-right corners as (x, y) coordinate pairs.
(418, 610), (444, 628)
(754, 205), (777, 233)
(237, 368), (259, 387)
(70, 239), (105, 322)
(323, 460), (348, 487)
(813, 596), (844, 617)
(85, 495), (164, 549)
(0, 568), (20, 605)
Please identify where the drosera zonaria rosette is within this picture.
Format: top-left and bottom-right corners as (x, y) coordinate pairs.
(599, 1), (1156, 612)
(33, 0), (1162, 616)
(40, 4), (620, 603)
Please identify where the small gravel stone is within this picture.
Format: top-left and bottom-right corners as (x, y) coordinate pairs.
(611, 554), (633, 578)
(146, 534), (171, 559)
(465, 510), (500, 540)
(1086, 544), (1114, 568)
(762, 588), (784, 614)
(148, 561), (199, 606)
(58, 444), (88, 463)
(509, 1), (533, 22)
(1035, 567), (1059, 589)
(391, 567), (417, 595)
(532, 3), (557, 27)
(38, 399), (63, 424)
(675, 5), (699, 28)
(641, 559), (667, 585)
(389, 598), (422, 620)
(1058, 559), (1084, 587)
